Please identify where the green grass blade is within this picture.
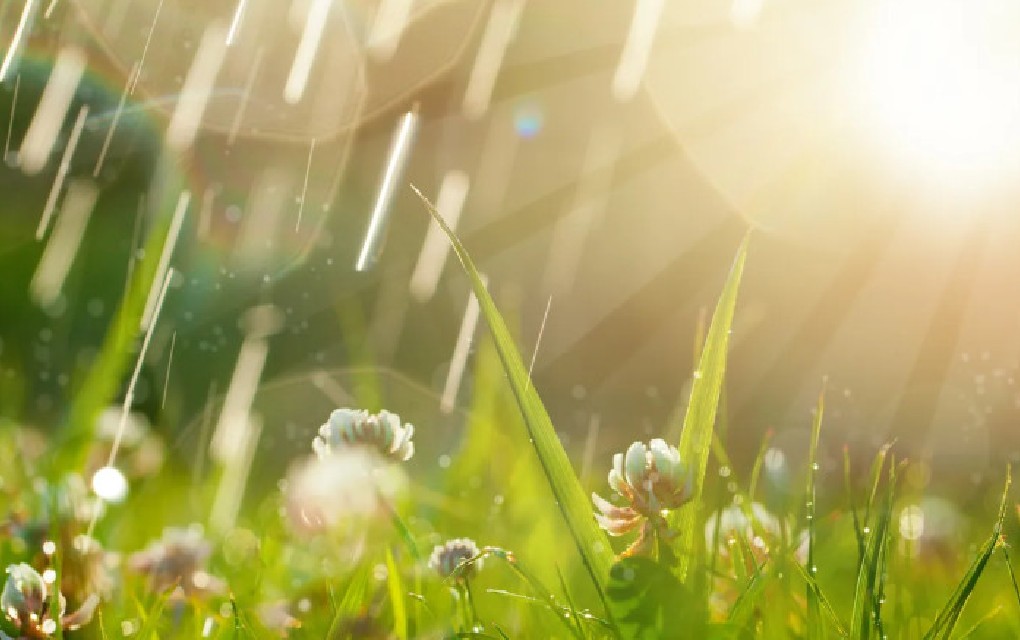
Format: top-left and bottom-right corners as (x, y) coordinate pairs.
(726, 559), (769, 632)
(850, 453), (898, 640)
(844, 446), (865, 567)
(1001, 544), (1020, 618)
(863, 444), (892, 530)
(747, 429), (773, 505)
(805, 387), (825, 639)
(412, 186), (614, 612)
(793, 563), (848, 638)
(386, 548), (408, 640)
(674, 235), (750, 580)
(923, 466), (1011, 640)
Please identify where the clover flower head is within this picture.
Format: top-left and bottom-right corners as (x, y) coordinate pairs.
(257, 601), (302, 636)
(427, 538), (482, 580)
(128, 525), (224, 599)
(1, 563), (97, 637)
(592, 439), (692, 538)
(703, 502), (804, 619)
(2, 564), (49, 629)
(705, 502), (788, 563)
(313, 408), (415, 462)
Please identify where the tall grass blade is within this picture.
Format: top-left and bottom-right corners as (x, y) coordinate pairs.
(386, 548), (408, 640)
(850, 452), (898, 640)
(805, 387), (824, 638)
(727, 559), (769, 633)
(923, 466), (1011, 640)
(747, 429), (773, 504)
(1001, 544), (1020, 617)
(412, 186), (614, 612)
(794, 563), (848, 638)
(844, 447), (864, 567)
(673, 235), (750, 580)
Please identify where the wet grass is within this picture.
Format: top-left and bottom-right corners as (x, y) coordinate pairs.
(0, 196), (1019, 639)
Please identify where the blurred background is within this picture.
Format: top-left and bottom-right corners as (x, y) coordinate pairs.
(2, 0), (1020, 502)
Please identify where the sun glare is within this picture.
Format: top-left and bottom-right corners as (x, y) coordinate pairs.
(856, 0), (1020, 190)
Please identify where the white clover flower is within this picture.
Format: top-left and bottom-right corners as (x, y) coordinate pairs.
(704, 502), (799, 563)
(704, 502), (806, 619)
(313, 408), (415, 462)
(284, 448), (407, 535)
(592, 439), (692, 538)
(427, 538), (482, 580)
(2, 563), (49, 628)
(1, 563), (97, 637)
(128, 525), (225, 599)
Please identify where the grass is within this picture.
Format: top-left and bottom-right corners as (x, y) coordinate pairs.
(0, 188), (1018, 639)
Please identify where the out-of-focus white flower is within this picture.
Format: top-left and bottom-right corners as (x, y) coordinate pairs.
(704, 502), (806, 619)
(427, 538), (482, 580)
(313, 408), (415, 462)
(592, 439), (692, 556)
(91, 408), (165, 478)
(71, 535), (121, 601)
(36, 475), (104, 525)
(1, 563), (97, 637)
(128, 525), (225, 600)
(257, 601), (302, 637)
(284, 448), (407, 535)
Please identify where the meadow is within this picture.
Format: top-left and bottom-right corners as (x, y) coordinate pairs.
(1, 200), (1018, 639)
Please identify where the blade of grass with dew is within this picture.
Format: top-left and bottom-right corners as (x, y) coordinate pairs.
(871, 460), (903, 640)
(726, 559), (769, 634)
(672, 235), (750, 581)
(923, 466), (1011, 640)
(850, 453), (898, 640)
(557, 566), (591, 640)
(863, 444), (892, 533)
(793, 562), (849, 638)
(805, 387), (824, 638)
(412, 186), (614, 610)
(844, 446), (865, 567)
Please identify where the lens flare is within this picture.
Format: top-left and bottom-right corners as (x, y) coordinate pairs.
(856, 0), (1020, 189)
